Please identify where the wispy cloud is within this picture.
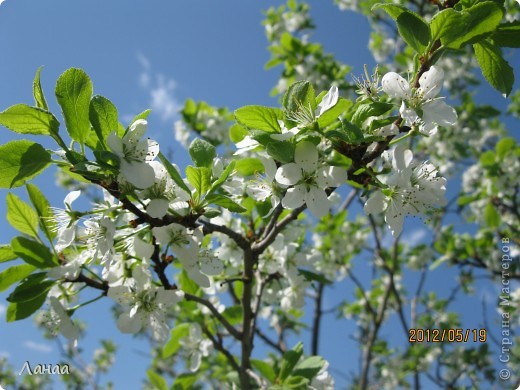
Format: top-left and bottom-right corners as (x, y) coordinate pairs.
(0, 303), (5, 317)
(137, 52), (180, 122)
(402, 228), (428, 247)
(24, 341), (52, 354)
(0, 351), (10, 359)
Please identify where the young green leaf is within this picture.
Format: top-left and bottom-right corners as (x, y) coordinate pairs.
(266, 141), (295, 163)
(283, 81), (316, 127)
(33, 66), (49, 110)
(11, 236), (57, 269)
(234, 105), (283, 133)
(0, 140), (52, 188)
(430, 9), (469, 47)
(278, 342), (304, 381)
(491, 21), (520, 48)
(6, 193), (39, 238)
(89, 95), (119, 148)
(26, 183), (56, 240)
(209, 160), (236, 193)
(371, 3), (409, 20)
(189, 138), (216, 167)
(55, 68), (94, 144)
(0, 245), (17, 264)
(396, 11), (431, 54)
(351, 102), (393, 127)
(163, 323), (190, 358)
(186, 166), (211, 197)
(147, 370), (168, 390)
(292, 356), (327, 380)
(474, 40), (514, 97)
(7, 273), (54, 303)
(0, 104), (59, 136)
(448, 2), (503, 49)
(251, 359), (276, 384)
(0, 264), (36, 292)
(6, 289), (48, 322)
(205, 194), (246, 213)
(235, 158), (264, 176)
(317, 97), (351, 129)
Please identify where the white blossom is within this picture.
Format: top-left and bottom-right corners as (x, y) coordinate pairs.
(275, 141), (347, 218)
(180, 323), (212, 372)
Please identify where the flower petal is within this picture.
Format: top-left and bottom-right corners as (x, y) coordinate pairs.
(364, 191), (387, 215)
(317, 85), (339, 116)
(275, 163), (302, 186)
(422, 99), (457, 127)
(121, 160), (155, 189)
(295, 141), (318, 174)
(418, 65), (444, 100)
(305, 186), (330, 218)
(382, 72), (412, 99)
(147, 198), (170, 218)
(316, 166), (348, 188)
(281, 185), (306, 209)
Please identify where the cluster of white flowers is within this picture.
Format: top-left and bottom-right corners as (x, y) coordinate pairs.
(364, 144), (447, 236)
(382, 66), (457, 136)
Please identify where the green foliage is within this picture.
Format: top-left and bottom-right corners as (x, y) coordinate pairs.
(234, 105), (283, 133)
(6, 193), (39, 238)
(474, 40), (514, 97)
(6, 289), (48, 322)
(0, 140), (51, 188)
(186, 166), (211, 198)
(189, 138), (216, 168)
(26, 183), (56, 241)
(6, 273), (54, 303)
(158, 151), (192, 195)
(55, 67), (93, 145)
(429, 9), (470, 47)
(0, 245), (17, 263)
(395, 11), (430, 54)
(89, 95), (119, 148)
(0, 104), (59, 136)
(33, 66), (49, 110)
(492, 21), (520, 48)
(147, 370), (168, 390)
(163, 323), (191, 358)
(0, 264), (36, 292)
(11, 236), (57, 268)
(205, 194), (246, 213)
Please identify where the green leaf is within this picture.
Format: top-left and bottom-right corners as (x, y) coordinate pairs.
(157, 152), (191, 195)
(0, 245), (17, 263)
(209, 160), (236, 192)
(293, 356), (326, 380)
(474, 40), (514, 97)
(484, 201), (500, 228)
(129, 109), (151, 127)
(189, 138), (216, 167)
(266, 141), (295, 163)
(495, 137), (515, 160)
(33, 66), (49, 110)
(448, 2), (503, 49)
(298, 269), (332, 285)
(430, 9), (469, 47)
(235, 158), (264, 176)
(55, 68), (94, 144)
(178, 269), (200, 295)
(0, 104), (59, 136)
(279, 342), (304, 381)
(7, 273), (54, 303)
(396, 11), (431, 54)
(317, 98), (351, 129)
(234, 106), (283, 133)
(251, 359), (276, 383)
(352, 102), (393, 127)
(492, 21), (520, 48)
(6, 193), (39, 238)
(283, 375), (310, 388)
(89, 95), (119, 147)
(479, 150), (496, 167)
(221, 305), (243, 325)
(6, 290), (48, 322)
(186, 166), (211, 197)
(372, 3), (409, 20)
(0, 140), (52, 188)
(163, 323), (190, 358)
(26, 183), (56, 240)
(172, 373), (198, 390)
(0, 264), (36, 292)
(147, 370), (168, 390)
(283, 81), (316, 127)
(229, 123), (248, 143)
(205, 194), (246, 213)
(11, 236), (57, 268)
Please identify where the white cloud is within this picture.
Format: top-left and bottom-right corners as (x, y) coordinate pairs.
(137, 53), (180, 122)
(0, 303), (5, 317)
(0, 351), (10, 359)
(402, 228), (428, 247)
(24, 341), (52, 354)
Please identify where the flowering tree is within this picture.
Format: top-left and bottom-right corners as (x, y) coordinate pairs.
(0, 0), (519, 389)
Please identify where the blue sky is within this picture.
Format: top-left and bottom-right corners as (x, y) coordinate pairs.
(0, 0), (518, 389)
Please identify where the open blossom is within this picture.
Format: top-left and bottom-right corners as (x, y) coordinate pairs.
(107, 119), (159, 189)
(49, 297), (80, 344)
(107, 265), (184, 342)
(382, 66), (457, 135)
(50, 190), (81, 252)
(246, 156), (283, 210)
(180, 323), (213, 372)
(275, 141), (348, 218)
(364, 144), (447, 236)
(285, 85), (339, 128)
